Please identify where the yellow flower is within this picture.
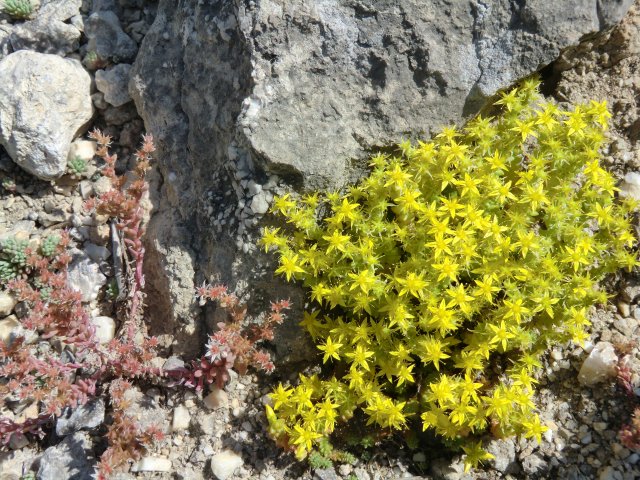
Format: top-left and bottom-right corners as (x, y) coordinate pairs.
(345, 344), (374, 371)
(522, 415), (548, 444)
(462, 442), (495, 472)
(416, 335), (450, 371)
(275, 252), (305, 281)
(431, 257), (460, 283)
(317, 336), (343, 363)
(269, 383), (292, 410)
(395, 271), (428, 298)
(488, 320), (516, 350)
(291, 424), (322, 453)
(511, 119), (538, 141)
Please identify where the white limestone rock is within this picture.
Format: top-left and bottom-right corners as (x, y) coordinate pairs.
(171, 405), (191, 432)
(620, 172), (640, 201)
(0, 51), (92, 180)
(90, 316), (115, 343)
(578, 341), (619, 386)
(132, 456), (172, 473)
(0, 290), (16, 317)
(204, 387), (229, 410)
(210, 450), (243, 480)
(67, 250), (107, 302)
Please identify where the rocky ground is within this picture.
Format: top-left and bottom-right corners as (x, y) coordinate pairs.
(1, 1), (640, 479)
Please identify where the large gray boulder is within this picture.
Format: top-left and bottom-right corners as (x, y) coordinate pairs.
(0, 51), (93, 180)
(129, 0), (632, 356)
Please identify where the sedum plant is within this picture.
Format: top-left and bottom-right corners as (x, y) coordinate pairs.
(0, 237), (29, 281)
(67, 156), (88, 177)
(2, 0), (34, 19)
(261, 78), (639, 470)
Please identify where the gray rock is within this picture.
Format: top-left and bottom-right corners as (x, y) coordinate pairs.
(84, 242), (110, 262)
(249, 191), (269, 215)
(0, 25), (12, 62)
(429, 457), (469, 480)
(56, 399), (105, 436)
(37, 432), (96, 480)
(314, 468), (339, 480)
(103, 103), (138, 126)
(95, 64), (133, 107)
(120, 386), (169, 433)
(521, 452), (546, 475)
(91, 0), (117, 11)
(486, 438), (518, 473)
(133, 0), (632, 189)
(0, 51), (93, 180)
(85, 11), (137, 62)
(129, 0), (633, 350)
(0, 220), (35, 243)
(9, 0), (82, 55)
(66, 250), (107, 302)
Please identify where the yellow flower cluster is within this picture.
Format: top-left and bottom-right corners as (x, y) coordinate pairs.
(262, 78), (639, 471)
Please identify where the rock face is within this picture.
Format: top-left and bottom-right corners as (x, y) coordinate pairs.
(0, 51), (93, 180)
(130, 0), (632, 353)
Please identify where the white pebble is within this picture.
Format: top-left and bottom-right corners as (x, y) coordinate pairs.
(578, 342), (618, 386)
(250, 192), (269, 215)
(617, 301), (630, 318)
(67, 140), (97, 162)
(550, 349), (563, 361)
(132, 457), (172, 472)
(91, 316), (116, 344)
(172, 405), (191, 432)
(0, 291), (17, 317)
(0, 316), (21, 345)
(619, 172), (640, 201)
(204, 387), (229, 410)
(210, 450), (243, 480)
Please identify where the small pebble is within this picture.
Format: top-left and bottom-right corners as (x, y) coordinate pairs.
(593, 422), (608, 432)
(0, 316), (21, 345)
(617, 301), (631, 318)
(578, 342), (618, 386)
(204, 387), (229, 410)
(241, 421), (253, 432)
(91, 316), (115, 344)
(210, 450), (243, 480)
(172, 405), (191, 432)
(0, 291), (17, 317)
(132, 457), (172, 472)
(412, 452), (426, 462)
